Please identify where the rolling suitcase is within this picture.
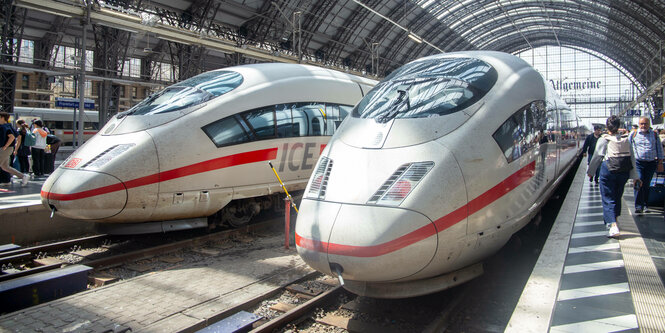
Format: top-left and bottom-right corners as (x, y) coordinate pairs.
(647, 172), (665, 207)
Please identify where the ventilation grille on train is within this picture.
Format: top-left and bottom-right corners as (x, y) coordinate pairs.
(306, 157), (333, 200)
(367, 161), (434, 206)
(81, 143), (135, 169)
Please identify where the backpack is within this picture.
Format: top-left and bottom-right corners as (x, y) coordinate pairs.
(46, 134), (61, 145)
(23, 131), (36, 147)
(604, 134), (632, 173)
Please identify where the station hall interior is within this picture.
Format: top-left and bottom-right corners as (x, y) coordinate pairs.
(3, 1), (665, 332)
(0, 0), (663, 131)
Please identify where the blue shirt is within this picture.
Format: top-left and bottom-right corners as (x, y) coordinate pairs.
(630, 129), (664, 161)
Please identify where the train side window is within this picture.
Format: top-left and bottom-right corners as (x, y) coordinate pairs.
(312, 118), (321, 135)
(275, 106), (298, 138)
(337, 105), (352, 129)
(493, 117), (520, 163)
(202, 116), (250, 147)
(291, 106), (309, 137)
(243, 109), (276, 139)
(493, 102), (543, 163)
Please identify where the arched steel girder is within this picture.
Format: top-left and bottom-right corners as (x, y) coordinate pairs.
(493, 28), (647, 83)
(299, 0), (337, 48)
(447, 3), (657, 56)
(431, 0), (663, 45)
(336, 0), (394, 63)
(496, 34), (644, 88)
(414, 0), (664, 78)
(319, 0), (378, 64)
(512, 42), (644, 91)
(328, 0), (397, 67)
(471, 16), (652, 71)
(493, 31), (642, 80)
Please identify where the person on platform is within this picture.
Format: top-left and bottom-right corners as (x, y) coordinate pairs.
(14, 119), (31, 174)
(31, 119), (48, 177)
(583, 125), (603, 184)
(588, 115), (641, 238)
(629, 116), (664, 214)
(45, 133), (61, 174)
(0, 112), (29, 186)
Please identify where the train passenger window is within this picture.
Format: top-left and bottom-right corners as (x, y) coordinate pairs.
(291, 103), (325, 136)
(353, 58), (497, 122)
(493, 101), (546, 163)
(202, 115), (250, 147)
(311, 118), (321, 135)
(243, 109), (276, 139)
(275, 107), (298, 138)
(291, 106), (309, 137)
(324, 104), (339, 135)
(84, 122), (98, 130)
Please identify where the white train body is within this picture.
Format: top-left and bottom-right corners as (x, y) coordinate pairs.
(295, 51), (584, 298)
(41, 64), (375, 232)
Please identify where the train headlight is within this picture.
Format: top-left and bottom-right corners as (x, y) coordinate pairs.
(80, 144), (136, 169)
(306, 156), (333, 200)
(367, 161), (434, 206)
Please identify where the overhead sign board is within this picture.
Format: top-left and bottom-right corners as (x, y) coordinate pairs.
(55, 97), (95, 109)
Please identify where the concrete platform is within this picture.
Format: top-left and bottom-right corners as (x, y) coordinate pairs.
(507, 161), (665, 332)
(0, 174), (95, 244)
(0, 233), (313, 332)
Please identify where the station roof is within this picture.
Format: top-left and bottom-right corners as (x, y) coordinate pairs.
(11, 0), (665, 89)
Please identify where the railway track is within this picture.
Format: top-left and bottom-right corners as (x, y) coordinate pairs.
(0, 220), (276, 285)
(188, 273), (471, 333)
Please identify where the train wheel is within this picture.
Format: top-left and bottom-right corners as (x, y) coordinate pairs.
(221, 199), (261, 227)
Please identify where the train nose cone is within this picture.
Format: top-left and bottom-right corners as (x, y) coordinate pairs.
(296, 200), (437, 282)
(41, 168), (127, 220)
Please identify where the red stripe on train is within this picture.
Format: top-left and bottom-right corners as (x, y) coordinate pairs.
(296, 161), (536, 258)
(42, 148), (278, 201)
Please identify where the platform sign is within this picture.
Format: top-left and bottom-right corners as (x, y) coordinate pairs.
(55, 97), (95, 109)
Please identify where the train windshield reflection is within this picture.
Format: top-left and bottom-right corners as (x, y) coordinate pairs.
(353, 57), (497, 122)
(124, 71), (243, 116)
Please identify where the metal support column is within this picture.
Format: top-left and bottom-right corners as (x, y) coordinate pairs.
(77, 1), (90, 148)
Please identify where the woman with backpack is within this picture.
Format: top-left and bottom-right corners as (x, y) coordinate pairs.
(14, 120), (31, 174)
(588, 115), (642, 238)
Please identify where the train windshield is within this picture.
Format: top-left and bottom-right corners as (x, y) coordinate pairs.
(352, 58), (497, 122)
(124, 71), (243, 116)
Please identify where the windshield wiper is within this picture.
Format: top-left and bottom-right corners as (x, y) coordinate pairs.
(376, 88), (411, 123)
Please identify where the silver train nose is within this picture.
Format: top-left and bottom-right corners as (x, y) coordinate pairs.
(41, 130), (159, 222)
(41, 168), (127, 220)
(296, 200), (437, 282)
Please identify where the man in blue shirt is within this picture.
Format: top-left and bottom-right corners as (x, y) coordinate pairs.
(629, 116), (664, 214)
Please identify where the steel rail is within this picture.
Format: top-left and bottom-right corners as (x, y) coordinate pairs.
(249, 285), (344, 333)
(84, 220), (275, 270)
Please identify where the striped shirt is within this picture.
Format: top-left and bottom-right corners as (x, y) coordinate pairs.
(629, 129), (664, 161)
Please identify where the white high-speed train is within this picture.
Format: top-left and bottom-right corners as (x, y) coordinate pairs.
(295, 51), (586, 298)
(40, 63), (375, 234)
